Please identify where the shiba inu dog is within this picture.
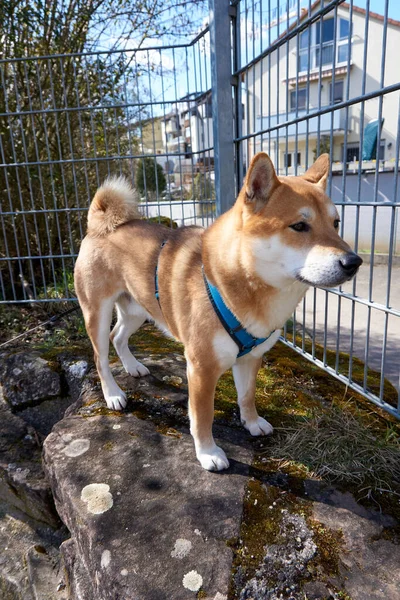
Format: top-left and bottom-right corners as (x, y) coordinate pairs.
(74, 153), (362, 471)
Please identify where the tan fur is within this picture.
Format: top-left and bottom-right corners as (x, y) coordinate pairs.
(87, 176), (141, 237)
(75, 153), (362, 470)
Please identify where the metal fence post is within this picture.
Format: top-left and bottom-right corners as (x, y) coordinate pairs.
(209, 0), (236, 215)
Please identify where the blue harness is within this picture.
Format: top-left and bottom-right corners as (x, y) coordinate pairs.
(154, 240), (167, 302)
(154, 239), (274, 358)
(202, 267), (275, 357)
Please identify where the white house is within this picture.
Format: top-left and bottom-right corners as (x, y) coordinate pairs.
(245, 1), (400, 173)
(160, 91), (214, 172)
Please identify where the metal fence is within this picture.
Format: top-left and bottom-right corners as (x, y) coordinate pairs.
(229, 0), (400, 418)
(0, 28), (214, 304)
(1, 0), (399, 418)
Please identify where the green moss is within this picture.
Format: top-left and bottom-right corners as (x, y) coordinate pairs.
(370, 527), (400, 545)
(336, 593), (352, 600)
(229, 479), (283, 584)
(307, 519), (344, 576)
(103, 441), (115, 451)
(82, 406), (125, 418)
(285, 333), (398, 410)
(133, 323), (183, 356)
(147, 216), (178, 229)
(228, 457), (351, 598)
(156, 425), (181, 438)
(39, 341), (93, 363)
(214, 371), (237, 422)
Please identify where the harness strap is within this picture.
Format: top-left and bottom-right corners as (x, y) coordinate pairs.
(202, 266), (275, 358)
(155, 240), (167, 304)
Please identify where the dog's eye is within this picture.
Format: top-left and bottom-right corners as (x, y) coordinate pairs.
(290, 222), (310, 232)
(334, 219), (340, 229)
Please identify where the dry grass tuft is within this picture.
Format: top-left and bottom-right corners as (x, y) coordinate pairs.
(266, 404), (400, 500)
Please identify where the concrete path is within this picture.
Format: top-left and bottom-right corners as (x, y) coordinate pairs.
(298, 264), (400, 394)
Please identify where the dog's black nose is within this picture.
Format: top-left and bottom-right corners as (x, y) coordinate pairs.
(339, 253), (363, 276)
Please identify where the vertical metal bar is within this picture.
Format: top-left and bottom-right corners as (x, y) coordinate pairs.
(209, 0), (235, 215)
(171, 46), (185, 223)
(363, 0), (389, 393)
(121, 53), (137, 184)
(161, 48), (176, 226)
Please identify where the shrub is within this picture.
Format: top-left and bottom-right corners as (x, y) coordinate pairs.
(136, 157), (166, 200)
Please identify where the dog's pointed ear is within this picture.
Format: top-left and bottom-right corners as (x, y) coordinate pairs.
(244, 152), (280, 210)
(301, 154), (329, 190)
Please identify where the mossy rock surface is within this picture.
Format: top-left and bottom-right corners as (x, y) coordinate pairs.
(1, 312), (399, 600)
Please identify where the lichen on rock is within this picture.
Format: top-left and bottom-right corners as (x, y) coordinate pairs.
(81, 483), (113, 514)
(171, 538), (192, 559)
(62, 438), (90, 457)
(182, 570), (203, 592)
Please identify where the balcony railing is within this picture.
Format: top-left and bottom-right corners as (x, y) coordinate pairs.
(257, 107), (346, 138)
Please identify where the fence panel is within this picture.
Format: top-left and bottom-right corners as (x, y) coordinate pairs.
(0, 30), (214, 303)
(232, 0), (400, 417)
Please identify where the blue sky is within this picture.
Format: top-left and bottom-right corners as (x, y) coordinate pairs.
(354, 0), (400, 20)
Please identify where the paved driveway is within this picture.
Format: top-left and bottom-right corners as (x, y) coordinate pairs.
(297, 263), (400, 393)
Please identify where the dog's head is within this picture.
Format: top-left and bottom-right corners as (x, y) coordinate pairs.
(237, 152), (362, 288)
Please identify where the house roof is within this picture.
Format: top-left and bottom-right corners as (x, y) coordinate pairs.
(345, 3), (400, 27)
(302, 1), (400, 29)
(282, 0), (400, 36)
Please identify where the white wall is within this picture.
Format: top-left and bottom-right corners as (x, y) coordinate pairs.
(331, 171), (400, 254)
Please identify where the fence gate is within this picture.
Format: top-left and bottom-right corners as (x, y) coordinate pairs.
(1, 0), (399, 419)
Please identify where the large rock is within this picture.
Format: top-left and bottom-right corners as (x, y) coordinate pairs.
(43, 409), (252, 600)
(0, 351), (61, 409)
(0, 402), (59, 527)
(311, 485), (400, 600)
(0, 502), (67, 600)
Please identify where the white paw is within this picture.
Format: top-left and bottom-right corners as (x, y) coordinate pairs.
(124, 358), (150, 378)
(243, 416), (274, 437)
(105, 391), (127, 411)
(196, 445), (230, 471)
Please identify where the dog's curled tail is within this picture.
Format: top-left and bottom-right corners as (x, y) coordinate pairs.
(87, 176), (140, 237)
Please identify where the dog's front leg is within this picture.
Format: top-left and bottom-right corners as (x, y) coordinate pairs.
(186, 359), (229, 471)
(232, 355), (273, 437)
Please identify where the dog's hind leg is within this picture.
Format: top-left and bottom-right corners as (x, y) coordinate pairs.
(110, 294), (150, 378)
(83, 296), (127, 411)
(232, 355), (273, 436)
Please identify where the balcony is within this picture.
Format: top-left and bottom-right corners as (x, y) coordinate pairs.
(257, 107), (346, 139)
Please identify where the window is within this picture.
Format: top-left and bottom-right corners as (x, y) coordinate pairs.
(379, 140), (385, 160)
(290, 88), (307, 111)
(315, 18), (350, 67)
(284, 153), (292, 168)
(284, 152), (301, 168)
(298, 18), (350, 72)
(345, 144), (360, 163)
(204, 95), (212, 118)
(330, 80), (344, 104)
(340, 18), (350, 40)
(298, 30), (310, 72)
(184, 142), (192, 159)
(338, 44), (349, 63)
(316, 18), (334, 44)
(316, 19), (334, 66)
